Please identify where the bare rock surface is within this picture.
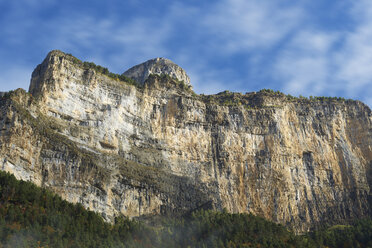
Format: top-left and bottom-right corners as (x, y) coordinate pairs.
(0, 50), (371, 233)
(122, 57), (191, 87)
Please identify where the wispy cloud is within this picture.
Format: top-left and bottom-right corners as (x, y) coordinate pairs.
(273, 0), (372, 105)
(334, 0), (372, 98)
(274, 31), (339, 96)
(42, 15), (173, 72)
(182, 58), (243, 95)
(202, 0), (303, 53)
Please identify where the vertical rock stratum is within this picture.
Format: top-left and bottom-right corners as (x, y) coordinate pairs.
(0, 50), (371, 232)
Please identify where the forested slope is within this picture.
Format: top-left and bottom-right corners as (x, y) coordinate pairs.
(0, 171), (371, 247)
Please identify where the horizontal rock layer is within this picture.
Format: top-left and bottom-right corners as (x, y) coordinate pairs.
(1, 50), (371, 232)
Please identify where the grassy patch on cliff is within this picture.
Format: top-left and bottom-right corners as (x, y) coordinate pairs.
(0, 170), (371, 248)
(50, 50), (140, 88)
(199, 88), (357, 110)
(200, 90), (284, 109)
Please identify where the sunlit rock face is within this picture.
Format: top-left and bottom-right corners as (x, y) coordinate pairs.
(122, 57), (191, 87)
(1, 50), (371, 233)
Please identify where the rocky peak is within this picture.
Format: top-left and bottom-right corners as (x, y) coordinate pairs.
(122, 57), (191, 87)
(29, 50), (73, 97)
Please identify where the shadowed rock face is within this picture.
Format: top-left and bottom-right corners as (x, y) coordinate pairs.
(1, 50), (371, 233)
(122, 57), (191, 87)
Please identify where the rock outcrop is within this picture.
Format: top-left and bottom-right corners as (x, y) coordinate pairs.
(0, 50), (371, 232)
(123, 57), (191, 87)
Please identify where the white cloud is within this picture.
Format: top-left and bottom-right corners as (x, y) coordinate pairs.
(202, 0), (303, 53)
(279, 57), (329, 95)
(324, 0), (372, 105)
(106, 18), (173, 71)
(274, 1), (372, 107)
(350, 0), (372, 22)
(334, 7), (372, 96)
(290, 31), (339, 54)
(187, 63), (241, 95)
(33, 14), (174, 73)
(274, 31), (338, 96)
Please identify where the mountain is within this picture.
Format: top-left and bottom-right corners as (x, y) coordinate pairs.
(0, 50), (371, 233)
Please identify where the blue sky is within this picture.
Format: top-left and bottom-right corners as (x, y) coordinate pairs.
(0, 0), (371, 107)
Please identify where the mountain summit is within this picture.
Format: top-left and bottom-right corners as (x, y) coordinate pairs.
(123, 57), (191, 87)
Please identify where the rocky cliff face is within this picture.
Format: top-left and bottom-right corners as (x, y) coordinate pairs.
(1, 50), (371, 232)
(123, 57), (191, 87)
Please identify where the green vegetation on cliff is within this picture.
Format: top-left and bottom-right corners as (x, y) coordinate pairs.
(0, 171), (371, 247)
(55, 51), (140, 87)
(0, 171), (146, 248)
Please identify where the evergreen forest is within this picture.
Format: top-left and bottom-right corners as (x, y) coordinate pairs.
(0, 171), (371, 247)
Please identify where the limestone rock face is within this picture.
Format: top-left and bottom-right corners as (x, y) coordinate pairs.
(1, 50), (371, 233)
(123, 57), (191, 87)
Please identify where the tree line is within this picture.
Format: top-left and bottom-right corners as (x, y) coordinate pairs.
(0, 171), (371, 247)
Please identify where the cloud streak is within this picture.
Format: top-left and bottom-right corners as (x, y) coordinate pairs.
(274, 0), (372, 104)
(202, 0), (303, 53)
(274, 31), (339, 96)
